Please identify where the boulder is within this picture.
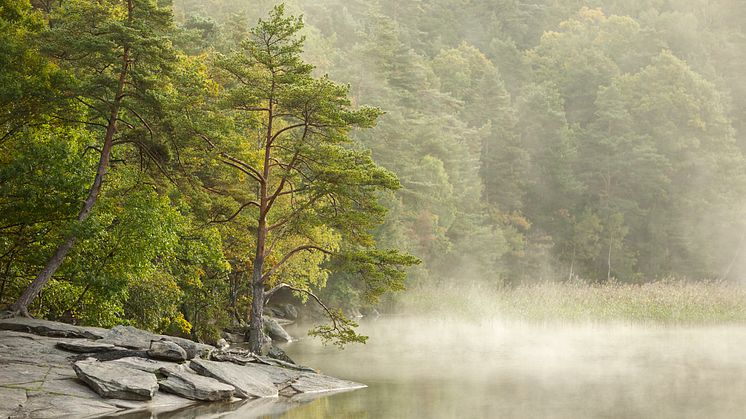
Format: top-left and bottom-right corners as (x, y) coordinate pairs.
(159, 369), (235, 401)
(148, 339), (188, 361)
(216, 338), (230, 350)
(282, 304), (298, 320)
(73, 360), (159, 400)
(262, 316), (292, 343)
(189, 358), (278, 399)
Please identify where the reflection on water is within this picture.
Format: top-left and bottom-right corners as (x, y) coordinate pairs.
(272, 317), (746, 419)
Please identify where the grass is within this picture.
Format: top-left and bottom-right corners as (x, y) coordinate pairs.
(397, 278), (746, 324)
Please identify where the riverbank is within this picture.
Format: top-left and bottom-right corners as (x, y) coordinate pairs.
(0, 318), (364, 418)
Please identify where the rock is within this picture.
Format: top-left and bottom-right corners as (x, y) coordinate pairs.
(106, 356), (179, 374)
(56, 340), (121, 353)
(0, 317), (107, 339)
(287, 373), (367, 394)
(101, 325), (214, 359)
(0, 387), (26, 418)
(189, 358), (278, 399)
(263, 316), (292, 343)
(221, 331), (246, 344)
(148, 339), (188, 361)
(73, 360), (159, 400)
(283, 304), (298, 320)
(17, 392), (119, 418)
(254, 355), (316, 373)
(267, 345), (296, 365)
(159, 369), (235, 401)
(0, 330), (79, 369)
(72, 348), (149, 362)
(216, 338), (230, 350)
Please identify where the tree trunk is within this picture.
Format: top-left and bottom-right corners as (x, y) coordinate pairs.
(247, 258), (265, 353)
(247, 89), (274, 353)
(9, 47), (130, 316)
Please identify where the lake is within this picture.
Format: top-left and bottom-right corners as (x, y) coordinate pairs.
(270, 316), (746, 419)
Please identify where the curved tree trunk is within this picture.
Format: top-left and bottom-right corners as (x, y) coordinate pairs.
(9, 47), (130, 316)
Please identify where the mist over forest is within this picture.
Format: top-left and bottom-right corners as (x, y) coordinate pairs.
(177, 0), (746, 286)
(4, 0), (746, 342)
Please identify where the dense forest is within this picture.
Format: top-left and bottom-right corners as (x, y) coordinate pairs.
(3, 0), (746, 343)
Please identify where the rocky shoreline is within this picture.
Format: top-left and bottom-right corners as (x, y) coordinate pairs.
(0, 318), (365, 418)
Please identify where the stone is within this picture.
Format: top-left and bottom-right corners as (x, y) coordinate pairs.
(283, 304), (299, 320)
(101, 325), (214, 359)
(288, 372), (367, 394)
(16, 392), (119, 418)
(148, 339), (188, 361)
(189, 358), (278, 399)
(262, 316), (293, 343)
(106, 356), (180, 374)
(0, 387), (26, 418)
(267, 345), (296, 364)
(216, 338), (230, 350)
(73, 360), (159, 400)
(159, 369), (235, 401)
(56, 339), (120, 353)
(0, 317), (108, 340)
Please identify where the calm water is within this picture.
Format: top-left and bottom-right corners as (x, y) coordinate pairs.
(268, 317), (746, 419)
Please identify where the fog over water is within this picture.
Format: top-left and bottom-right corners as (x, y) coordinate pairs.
(274, 318), (746, 419)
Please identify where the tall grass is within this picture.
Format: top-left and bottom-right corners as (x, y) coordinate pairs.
(397, 279), (746, 323)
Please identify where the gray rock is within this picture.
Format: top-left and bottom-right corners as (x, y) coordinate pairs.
(101, 325), (214, 359)
(283, 304), (299, 320)
(262, 316), (293, 343)
(216, 338), (230, 350)
(159, 369), (235, 401)
(222, 331), (246, 343)
(288, 372), (367, 394)
(148, 339), (188, 361)
(56, 339), (120, 353)
(0, 387), (26, 418)
(189, 358), (278, 399)
(73, 360), (159, 400)
(16, 392), (119, 418)
(267, 346), (296, 364)
(0, 317), (108, 339)
(106, 356), (180, 374)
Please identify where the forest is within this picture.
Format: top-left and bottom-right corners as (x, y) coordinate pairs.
(3, 0), (746, 345)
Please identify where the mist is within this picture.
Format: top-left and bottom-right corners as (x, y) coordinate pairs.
(4, 0), (746, 417)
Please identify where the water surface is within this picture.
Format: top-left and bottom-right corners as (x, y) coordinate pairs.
(268, 316), (746, 418)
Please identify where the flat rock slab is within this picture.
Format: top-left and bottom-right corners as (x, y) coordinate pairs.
(0, 387), (27, 418)
(0, 331), (81, 368)
(73, 360), (159, 400)
(189, 359), (278, 399)
(13, 392), (120, 419)
(56, 339), (121, 353)
(101, 325), (213, 359)
(288, 372), (367, 394)
(159, 369), (235, 401)
(0, 318), (107, 339)
(106, 356), (180, 374)
(148, 339), (188, 361)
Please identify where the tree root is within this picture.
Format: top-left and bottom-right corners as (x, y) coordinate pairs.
(0, 306), (32, 319)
